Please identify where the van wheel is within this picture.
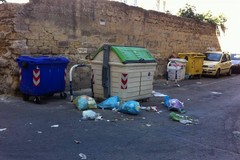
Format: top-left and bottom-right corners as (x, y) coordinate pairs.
(227, 68), (232, 76)
(215, 69), (220, 78)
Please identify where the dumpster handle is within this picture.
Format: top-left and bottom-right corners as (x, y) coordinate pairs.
(69, 64), (88, 102)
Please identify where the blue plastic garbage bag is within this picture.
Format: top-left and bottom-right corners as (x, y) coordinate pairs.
(73, 95), (97, 111)
(164, 96), (185, 113)
(98, 96), (120, 109)
(118, 100), (140, 115)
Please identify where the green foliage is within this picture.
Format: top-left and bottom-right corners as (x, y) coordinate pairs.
(178, 4), (227, 34)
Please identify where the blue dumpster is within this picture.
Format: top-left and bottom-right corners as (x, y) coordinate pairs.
(17, 56), (69, 103)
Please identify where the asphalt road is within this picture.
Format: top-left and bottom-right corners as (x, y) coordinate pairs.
(0, 74), (240, 160)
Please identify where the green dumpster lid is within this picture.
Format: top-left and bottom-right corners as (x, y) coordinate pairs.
(93, 45), (156, 64)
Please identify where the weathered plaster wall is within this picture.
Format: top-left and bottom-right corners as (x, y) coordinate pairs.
(0, 0), (221, 94)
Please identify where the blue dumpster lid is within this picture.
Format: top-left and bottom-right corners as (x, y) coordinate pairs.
(17, 56), (69, 64)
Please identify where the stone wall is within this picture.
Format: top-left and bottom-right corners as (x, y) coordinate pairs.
(0, 0), (221, 94)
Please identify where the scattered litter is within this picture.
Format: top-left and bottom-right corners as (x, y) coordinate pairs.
(164, 96), (185, 113)
(112, 108), (118, 112)
(179, 119), (193, 125)
(118, 100), (140, 115)
(74, 140), (81, 144)
(140, 106), (158, 112)
(82, 110), (100, 120)
(146, 124), (151, 127)
(152, 91), (167, 97)
(79, 153), (87, 159)
(73, 95), (97, 111)
(196, 82), (202, 84)
(142, 117), (146, 120)
(123, 118), (134, 121)
(0, 96), (10, 103)
(211, 91), (222, 95)
(95, 115), (103, 121)
(169, 112), (198, 125)
(98, 96), (120, 109)
(51, 124), (59, 128)
(37, 131), (42, 134)
(107, 120), (110, 122)
(187, 99), (190, 101)
(0, 128), (7, 132)
(157, 110), (163, 114)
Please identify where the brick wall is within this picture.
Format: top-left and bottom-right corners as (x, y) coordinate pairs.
(0, 0), (220, 94)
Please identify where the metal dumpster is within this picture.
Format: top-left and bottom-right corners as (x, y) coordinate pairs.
(17, 56), (69, 103)
(91, 44), (157, 101)
(178, 53), (205, 78)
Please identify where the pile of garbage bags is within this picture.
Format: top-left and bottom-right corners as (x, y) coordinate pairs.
(73, 95), (140, 115)
(73, 91), (196, 125)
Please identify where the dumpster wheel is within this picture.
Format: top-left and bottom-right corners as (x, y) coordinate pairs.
(60, 92), (67, 99)
(34, 96), (41, 104)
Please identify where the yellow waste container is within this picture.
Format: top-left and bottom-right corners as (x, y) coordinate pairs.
(178, 53), (205, 78)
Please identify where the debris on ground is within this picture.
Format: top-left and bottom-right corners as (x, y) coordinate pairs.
(98, 96), (120, 109)
(79, 153), (87, 159)
(122, 118), (134, 121)
(169, 112), (198, 125)
(146, 124), (151, 127)
(82, 110), (102, 120)
(140, 106), (158, 112)
(157, 110), (163, 114)
(0, 128), (7, 132)
(164, 96), (185, 113)
(73, 95), (97, 111)
(112, 108), (118, 112)
(152, 90), (167, 97)
(51, 124), (59, 128)
(74, 140), (81, 144)
(211, 91), (222, 95)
